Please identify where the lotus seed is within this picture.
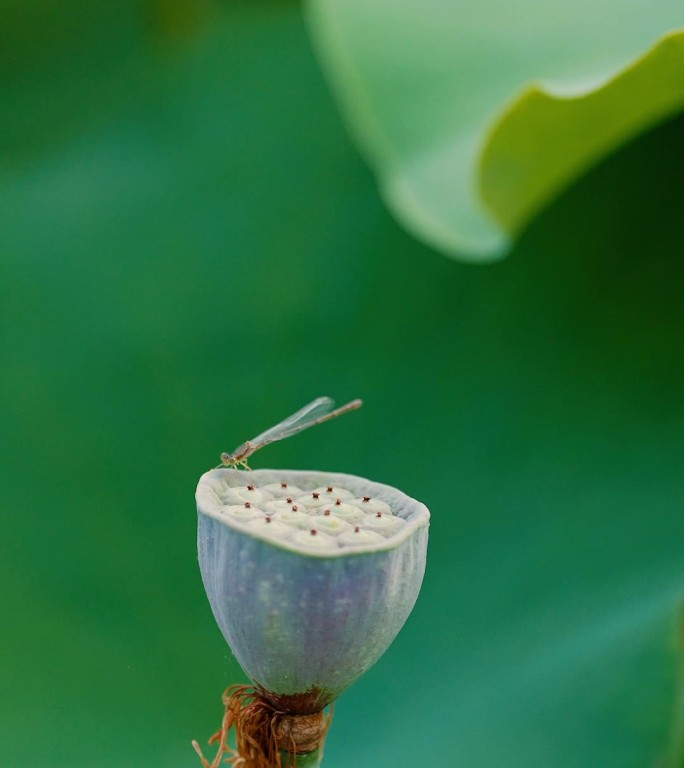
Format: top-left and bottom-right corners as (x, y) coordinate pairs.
(208, 475), (413, 552)
(222, 486), (274, 506)
(272, 508), (311, 528)
(289, 528), (337, 550)
(337, 527), (385, 546)
(246, 517), (293, 540)
(261, 482), (305, 499)
(297, 494), (337, 510)
(312, 485), (355, 501)
(220, 504), (263, 522)
(312, 514), (352, 536)
(264, 499), (307, 517)
(360, 513), (405, 534)
(326, 501), (364, 522)
(351, 497), (393, 516)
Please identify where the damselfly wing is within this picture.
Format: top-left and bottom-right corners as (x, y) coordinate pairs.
(219, 397), (362, 469)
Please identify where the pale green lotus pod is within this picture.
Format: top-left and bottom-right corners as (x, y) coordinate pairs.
(196, 467), (429, 714)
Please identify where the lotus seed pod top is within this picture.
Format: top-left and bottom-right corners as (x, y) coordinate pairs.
(196, 467), (430, 714)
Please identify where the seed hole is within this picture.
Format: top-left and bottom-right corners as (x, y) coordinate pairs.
(312, 492), (320, 499)
(324, 509), (331, 516)
(280, 482), (288, 488)
(362, 496), (371, 503)
(244, 502), (251, 509)
(310, 529), (317, 536)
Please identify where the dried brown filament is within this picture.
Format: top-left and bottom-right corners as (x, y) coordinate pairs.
(192, 685), (333, 768)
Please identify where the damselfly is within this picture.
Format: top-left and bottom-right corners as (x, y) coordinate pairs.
(219, 397), (363, 469)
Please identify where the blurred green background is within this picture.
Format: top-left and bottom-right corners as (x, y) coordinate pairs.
(1, 2), (683, 766)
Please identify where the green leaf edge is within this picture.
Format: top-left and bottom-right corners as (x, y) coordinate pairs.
(305, 6), (684, 262)
(479, 28), (684, 241)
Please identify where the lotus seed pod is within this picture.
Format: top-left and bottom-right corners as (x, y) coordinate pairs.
(196, 467), (429, 714)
